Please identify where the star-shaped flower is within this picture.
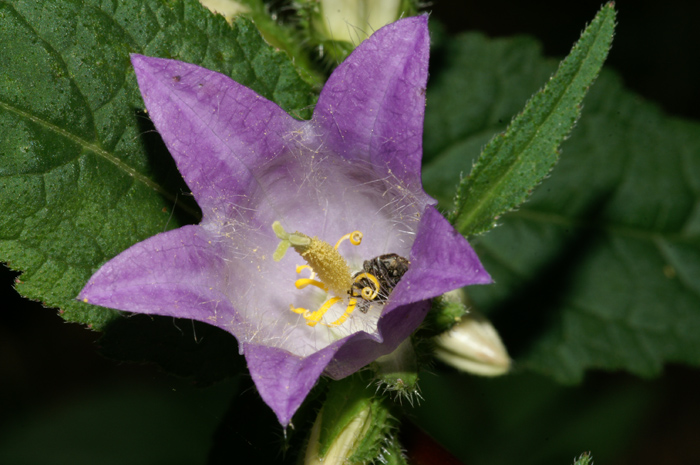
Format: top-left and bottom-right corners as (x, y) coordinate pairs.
(79, 15), (491, 426)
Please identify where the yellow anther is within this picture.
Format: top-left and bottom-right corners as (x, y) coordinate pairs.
(303, 296), (342, 327)
(295, 264), (317, 281)
(295, 278), (328, 291)
(349, 231), (363, 245)
(275, 222), (371, 329)
(327, 299), (358, 327)
(296, 264), (313, 274)
(352, 272), (381, 301)
(290, 304), (308, 315)
(334, 230), (363, 249)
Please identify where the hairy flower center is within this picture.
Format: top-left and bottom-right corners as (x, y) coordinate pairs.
(272, 221), (383, 328)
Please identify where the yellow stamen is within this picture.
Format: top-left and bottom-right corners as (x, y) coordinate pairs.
(290, 304), (307, 315)
(296, 264), (314, 275)
(327, 299), (358, 327)
(295, 278), (328, 291)
(303, 296), (342, 327)
(334, 230), (363, 249)
(273, 222), (370, 328)
(352, 272), (381, 301)
(295, 264), (317, 281)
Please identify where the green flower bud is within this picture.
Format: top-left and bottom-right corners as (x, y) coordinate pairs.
(304, 376), (393, 464)
(300, 0), (418, 64)
(305, 405), (372, 464)
(199, 0), (251, 24)
(434, 309), (511, 376)
(315, 0), (404, 45)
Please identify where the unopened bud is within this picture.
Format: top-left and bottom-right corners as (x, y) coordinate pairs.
(434, 309), (511, 376)
(199, 0), (251, 24)
(300, 0), (416, 64)
(304, 376), (391, 464)
(305, 405), (373, 465)
(315, 0), (404, 45)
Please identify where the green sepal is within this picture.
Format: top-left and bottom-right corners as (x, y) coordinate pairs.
(573, 452), (594, 465)
(423, 294), (469, 335)
(370, 339), (421, 405)
(376, 434), (408, 465)
(450, 2), (616, 236)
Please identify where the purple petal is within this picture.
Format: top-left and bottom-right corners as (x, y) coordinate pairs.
(389, 205), (492, 309)
(243, 300), (431, 424)
(78, 225), (239, 325)
(243, 342), (343, 426)
(324, 300), (431, 379)
(313, 15), (430, 192)
(131, 55), (305, 222)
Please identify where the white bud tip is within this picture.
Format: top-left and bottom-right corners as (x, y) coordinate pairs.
(434, 311), (511, 377)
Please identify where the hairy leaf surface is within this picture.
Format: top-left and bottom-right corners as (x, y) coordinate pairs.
(0, 0), (315, 329)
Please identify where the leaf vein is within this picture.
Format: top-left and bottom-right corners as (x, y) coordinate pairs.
(0, 98), (199, 219)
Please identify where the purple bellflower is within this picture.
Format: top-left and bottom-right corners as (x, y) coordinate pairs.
(79, 15), (491, 426)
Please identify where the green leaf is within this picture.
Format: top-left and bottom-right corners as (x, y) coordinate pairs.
(0, 0), (316, 330)
(450, 3), (616, 236)
(423, 21), (700, 380)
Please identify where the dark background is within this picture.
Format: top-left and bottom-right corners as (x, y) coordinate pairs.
(433, 0), (700, 121)
(2, 1), (699, 463)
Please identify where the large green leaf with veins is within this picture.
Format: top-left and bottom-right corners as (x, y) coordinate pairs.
(0, 0), (316, 330)
(423, 31), (700, 382)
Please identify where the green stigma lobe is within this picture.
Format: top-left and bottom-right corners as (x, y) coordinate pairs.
(273, 240), (291, 261)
